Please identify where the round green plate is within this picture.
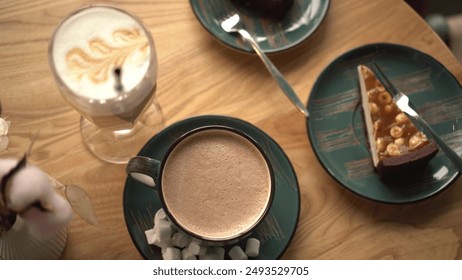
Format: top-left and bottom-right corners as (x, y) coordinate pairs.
(190, 0), (330, 53)
(123, 115), (300, 259)
(307, 43), (462, 204)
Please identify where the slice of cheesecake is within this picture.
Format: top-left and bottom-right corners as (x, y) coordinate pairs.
(357, 64), (439, 177)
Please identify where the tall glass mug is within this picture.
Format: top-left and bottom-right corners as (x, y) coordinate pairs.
(49, 5), (164, 164)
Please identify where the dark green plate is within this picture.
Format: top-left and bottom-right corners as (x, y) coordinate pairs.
(123, 115), (300, 259)
(307, 43), (462, 204)
(190, 0), (330, 53)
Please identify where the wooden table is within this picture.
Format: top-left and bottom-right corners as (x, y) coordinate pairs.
(1, 0), (462, 260)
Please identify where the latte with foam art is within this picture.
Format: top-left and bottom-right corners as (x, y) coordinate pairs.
(49, 6), (157, 130)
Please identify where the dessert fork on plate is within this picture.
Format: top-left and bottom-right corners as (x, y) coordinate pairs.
(220, 13), (310, 118)
(371, 62), (462, 172)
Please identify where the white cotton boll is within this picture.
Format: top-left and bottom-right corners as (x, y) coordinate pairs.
(45, 192), (73, 226)
(21, 192), (73, 237)
(162, 247), (181, 260)
(0, 135), (9, 152)
(0, 158), (17, 175)
(245, 238), (261, 257)
(7, 165), (54, 212)
(0, 160), (73, 237)
(0, 118), (9, 136)
(229, 246), (248, 260)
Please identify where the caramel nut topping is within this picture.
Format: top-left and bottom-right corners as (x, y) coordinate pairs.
(376, 138), (388, 152)
(394, 138), (405, 145)
(384, 104), (393, 113)
(409, 132), (427, 150)
(370, 102), (379, 116)
(386, 143), (401, 157)
(390, 126), (404, 138)
(378, 91), (392, 104)
(395, 112), (408, 125)
(368, 88), (378, 96)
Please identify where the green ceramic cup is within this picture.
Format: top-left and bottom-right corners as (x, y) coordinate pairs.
(126, 125), (275, 246)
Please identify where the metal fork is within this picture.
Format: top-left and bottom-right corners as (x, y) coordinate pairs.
(372, 62), (462, 172)
(221, 13), (309, 118)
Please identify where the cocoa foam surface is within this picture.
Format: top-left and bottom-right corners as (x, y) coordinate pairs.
(161, 129), (272, 240)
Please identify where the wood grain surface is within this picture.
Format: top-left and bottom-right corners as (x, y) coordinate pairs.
(1, 0), (462, 259)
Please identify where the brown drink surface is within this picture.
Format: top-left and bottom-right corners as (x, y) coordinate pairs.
(161, 129), (272, 240)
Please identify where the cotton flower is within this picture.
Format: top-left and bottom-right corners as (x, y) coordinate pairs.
(0, 158), (73, 237)
(0, 117), (10, 152)
(0, 117), (9, 136)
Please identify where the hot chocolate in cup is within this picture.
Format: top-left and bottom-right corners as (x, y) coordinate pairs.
(126, 125), (275, 246)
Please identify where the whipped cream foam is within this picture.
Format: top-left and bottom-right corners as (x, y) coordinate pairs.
(50, 6), (152, 100)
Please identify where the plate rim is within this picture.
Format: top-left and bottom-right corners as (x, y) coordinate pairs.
(306, 42), (461, 204)
(123, 114), (301, 259)
(189, 0), (331, 54)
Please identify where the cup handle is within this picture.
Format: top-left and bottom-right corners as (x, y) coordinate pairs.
(126, 156), (161, 188)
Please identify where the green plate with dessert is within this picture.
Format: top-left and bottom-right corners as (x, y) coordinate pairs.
(123, 115), (300, 259)
(306, 43), (462, 204)
(190, 0), (330, 53)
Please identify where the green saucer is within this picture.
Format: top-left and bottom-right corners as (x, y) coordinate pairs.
(307, 43), (461, 204)
(190, 0), (330, 53)
(123, 115), (300, 259)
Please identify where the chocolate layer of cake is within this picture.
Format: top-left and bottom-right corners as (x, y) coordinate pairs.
(378, 141), (439, 177)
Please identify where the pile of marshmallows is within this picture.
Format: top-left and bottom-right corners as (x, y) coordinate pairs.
(145, 208), (261, 260)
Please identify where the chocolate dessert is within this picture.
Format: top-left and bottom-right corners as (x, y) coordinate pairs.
(357, 64), (439, 177)
(231, 0), (294, 20)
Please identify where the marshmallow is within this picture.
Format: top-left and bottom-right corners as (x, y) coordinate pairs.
(187, 242), (207, 256)
(162, 247), (181, 260)
(228, 245), (248, 260)
(213, 247), (225, 260)
(181, 248), (197, 260)
(152, 234), (172, 249)
(145, 207), (262, 261)
(171, 232), (191, 248)
(154, 208), (167, 225)
(154, 219), (172, 242)
(145, 227), (172, 248)
(245, 238), (261, 257)
(145, 228), (157, 245)
(199, 249), (218, 260)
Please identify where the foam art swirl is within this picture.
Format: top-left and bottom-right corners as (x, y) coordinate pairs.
(65, 28), (149, 84)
